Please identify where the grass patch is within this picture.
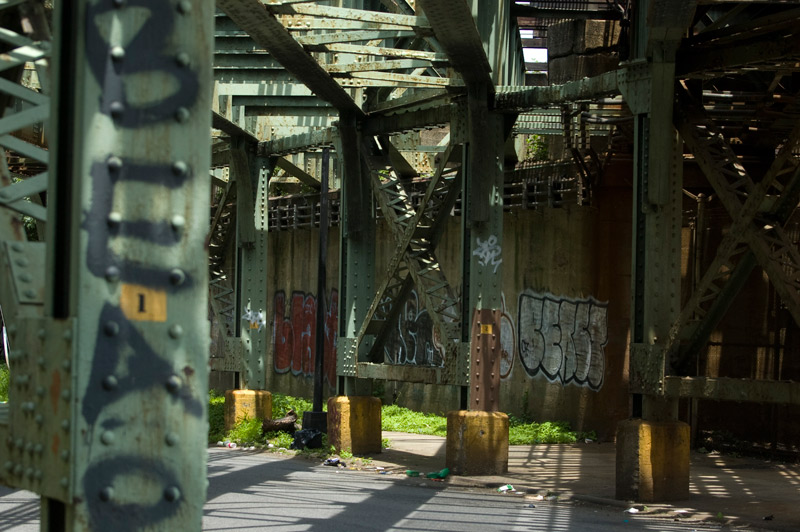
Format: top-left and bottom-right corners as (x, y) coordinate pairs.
(381, 404), (447, 436)
(271, 393), (317, 418)
(0, 363), (8, 402)
(508, 416), (596, 445)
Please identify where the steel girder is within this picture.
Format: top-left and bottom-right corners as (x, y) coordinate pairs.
(2, 2), (214, 530)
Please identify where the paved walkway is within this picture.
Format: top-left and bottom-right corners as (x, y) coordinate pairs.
(348, 432), (800, 531)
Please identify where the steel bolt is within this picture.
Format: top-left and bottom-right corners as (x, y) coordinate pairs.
(175, 52), (190, 67)
(177, 0), (191, 14)
(36, 386), (45, 397)
(170, 215), (185, 231)
(104, 321), (119, 337)
(172, 160), (188, 176)
(15, 257), (29, 267)
(62, 359), (71, 372)
(168, 324), (183, 339)
(169, 268), (185, 286)
(105, 266), (120, 282)
(164, 486), (181, 502)
(99, 486), (113, 501)
(107, 211), (123, 227)
(107, 156), (123, 171)
(165, 433), (179, 447)
(101, 431), (115, 446)
(175, 107), (190, 123)
(102, 375), (118, 391)
(61, 389), (70, 401)
(34, 444), (43, 455)
(109, 101), (125, 119)
(23, 289), (36, 299)
(61, 419), (70, 432)
(110, 46), (125, 62)
(165, 375), (181, 394)
(35, 414), (43, 425)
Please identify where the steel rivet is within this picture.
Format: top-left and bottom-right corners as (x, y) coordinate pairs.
(110, 46), (125, 61)
(37, 357), (45, 367)
(175, 52), (190, 67)
(112, 0), (126, 6)
(34, 444), (43, 455)
(25, 468), (33, 479)
(3, 461), (11, 472)
(105, 266), (120, 282)
(177, 0), (191, 14)
(107, 211), (122, 226)
(107, 156), (123, 171)
(60, 477), (68, 488)
(63, 329), (72, 341)
(61, 419), (70, 432)
(170, 215), (185, 231)
(15, 257), (28, 267)
(10, 243), (23, 252)
(172, 161), (188, 176)
(14, 464), (22, 476)
(102, 375), (118, 391)
(35, 414), (43, 425)
(99, 486), (113, 501)
(61, 449), (69, 461)
(164, 486), (181, 502)
(15, 438), (23, 449)
(165, 433), (179, 447)
(109, 101), (124, 118)
(61, 389), (70, 401)
(165, 375), (181, 393)
(24, 289), (36, 299)
(62, 359), (71, 372)
(169, 269), (185, 286)
(175, 107), (190, 123)
(104, 321), (119, 337)
(25, 442), (32, 453)
(101, 431), (115, 446)
(34, 470), (42, 480)
(168, 324), (183, 339)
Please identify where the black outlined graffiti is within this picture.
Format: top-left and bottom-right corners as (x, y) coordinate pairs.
(80, 1), (203, 529)
(517, 291), (608, 391)
(383, 290), (445, 367)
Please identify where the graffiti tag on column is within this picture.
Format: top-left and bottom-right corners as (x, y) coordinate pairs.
(383, 290), (445, 367)
(517, 291), (608, 391)
(242, 307), (266, 332)
(273, 290), (338, 388)
(473, 235), (503, 273)
(81, 1), (202, 530)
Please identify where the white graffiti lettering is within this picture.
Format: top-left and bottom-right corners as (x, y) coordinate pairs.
(473, 235), (503, 273)
(242, 307), (266, 332)
(517, 291), (608, 391)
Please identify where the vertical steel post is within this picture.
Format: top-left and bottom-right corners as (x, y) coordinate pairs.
(337, 115), (374, 396)
(462, 83), (505, 411)
(233, 138), (270, 391)
(35, 1), (214, 530)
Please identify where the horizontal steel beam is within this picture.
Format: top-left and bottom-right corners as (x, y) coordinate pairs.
(260, 128), (337, 156)
(212, 110), (259, 143)
(217, 0), (364, 118)
(664, 376), (800, 405)
(494, 70), (620, 111)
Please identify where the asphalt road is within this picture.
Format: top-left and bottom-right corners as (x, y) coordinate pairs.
(1, 449), (736, 531)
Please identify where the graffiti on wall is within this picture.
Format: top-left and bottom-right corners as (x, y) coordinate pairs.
(384, 290), (445, 367)
(473, 235), (503, 273)
(517, 291), (608, 390)
(273, 290), (338, 387)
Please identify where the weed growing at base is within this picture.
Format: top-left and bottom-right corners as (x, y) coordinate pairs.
(0, 363), (9, 402)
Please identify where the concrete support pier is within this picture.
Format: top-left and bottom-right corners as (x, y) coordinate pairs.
(446, 410), (509, 475)
(224, 390), (272, 431)
(327, 396), (382, 455)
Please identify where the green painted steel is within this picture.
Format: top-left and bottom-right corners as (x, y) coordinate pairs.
(0, 1), (214, 530)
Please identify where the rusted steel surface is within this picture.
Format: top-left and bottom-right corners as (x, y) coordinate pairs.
(469, 309), (502, 412)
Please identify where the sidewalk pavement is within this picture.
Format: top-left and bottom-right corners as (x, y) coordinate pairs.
(357, 431), (800, 531)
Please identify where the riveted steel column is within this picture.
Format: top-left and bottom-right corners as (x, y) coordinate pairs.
(34, 1), (213, 530)
(462, 84), (505, 411)
(337, 115), (374, 396)
(234, 137), (271, 391)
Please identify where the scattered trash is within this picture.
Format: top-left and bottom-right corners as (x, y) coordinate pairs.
(268, 443), (275, 448)
(585, 438), (594, 444)
(324, 458), (345, 467)
(535, 494), (545, 501)
(405, 470), (420, 477)
(497, 484), (516, 493)
(625, 508), (639, 514)
(526, 504), (536, 508)
(425, 468), (449, 479)
(546, 495), (558, 501)
(290, 428), (322, 450)
(673, 510), (688, 516)
(376, 466), (385, 470)
(225, 442), (237, 449)
(216, 441), (225, 447)
(763, 515), (774, 521)
(697, 447), (709, 454)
